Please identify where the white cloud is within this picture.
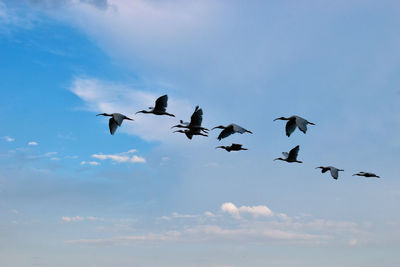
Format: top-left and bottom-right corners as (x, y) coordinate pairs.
(91, 149), (146, 164)
(62, 216), (103, 222)
(28, 141), (38, 146)
(221, 202), (273, 218)
(4, 136), (14, 142)
(62, 216), (84, 222)
(80, 161), (100, 166)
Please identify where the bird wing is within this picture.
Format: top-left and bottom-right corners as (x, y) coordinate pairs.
(282, 152), (289, 158)
(231, 123), (251, 134)
(190, 106), (203, 127)
(217, 126), (234, 140)
(295, 116), (308, 134)
(112, 113), (125, 126)
(154, 95), (168, 112)
(321, 168), (329, 173)
(185, 131), (193, 140)
(329, 167), (339, 179)
(285, 119), (296, 137)
(231, 143), (242, 149)
(109, 118), (119, 135)
(288, 145), (300, 160)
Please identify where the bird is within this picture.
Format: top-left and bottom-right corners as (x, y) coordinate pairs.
(212, 123), (252, 141)
(316, 166), (344, 180)
(352, 172), (380, 178)
(135, 95), (175, 117)
(216, 143), (248, 152)
(173, 128), (208, 139)
(96, 113), (133, 135)
(274, 145), (302, 163)
(172, 106), (209, 133)
(273, 115), (315, 137)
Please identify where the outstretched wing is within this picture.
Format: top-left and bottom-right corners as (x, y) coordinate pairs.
(154, 95), (168, 112)
(217, 125), (234, 140)
(288, 145), (300, 161)
(112, 113), (125, 126)
(109, 118), (119, 135)
(285, 119), (296, 137)
(295, 116), (308, 134)
(231, 123), (252, 134)
(190, 106), (203, 127)
(329, 167), (339, 179)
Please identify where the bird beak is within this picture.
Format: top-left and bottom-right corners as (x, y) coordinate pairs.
(96, 113), (103, 116)
(171, 125), (178, 129)
(273, 118), (280, 121)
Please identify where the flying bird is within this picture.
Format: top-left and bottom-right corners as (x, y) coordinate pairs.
(216, 143), (248, 152)
(96, 113), (133, 135)
(136, 95), (175, 117)
(316, 166), (344, 180)
(173, 128), (208, 139)
(212, 123), (252, 141)
(274, 145), (302, 163)
(352, 172), (380, 178)
(172, 106), (209, 133)
(273, 115), (315, 137)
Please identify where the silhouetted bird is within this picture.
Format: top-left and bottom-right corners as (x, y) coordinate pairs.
(173, 128), (208, 139)
(172, 106), (209, 133)
(96, 113), (133, 135)
(316, 166), (344, 180)
(136, 95), (175, 117)
(273, 115), (315, 137)
(274, 145), (302, 163)
(216, 143), (248, 152)
(352, 172), (380, 178)
(212, 123), (252, 141)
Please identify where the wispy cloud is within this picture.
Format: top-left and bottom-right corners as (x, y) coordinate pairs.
(28, 141), (38, 146)
(62, 216), (103, 223)
(4, 136), (15, 142)
(80, 161), (100, 166)
(91, 149), (145, 164)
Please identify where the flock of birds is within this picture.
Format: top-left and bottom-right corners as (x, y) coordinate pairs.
(96, 94), (381, 180)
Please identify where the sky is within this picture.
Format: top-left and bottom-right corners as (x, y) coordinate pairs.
(0, 0), (400, 266)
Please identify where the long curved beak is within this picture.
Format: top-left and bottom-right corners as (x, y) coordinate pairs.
(273, 118), (280, 121)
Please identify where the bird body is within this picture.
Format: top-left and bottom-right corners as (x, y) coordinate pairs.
(212, 123), (252, 140)
(216, 143), (248, 152)
(274, 115), (315, 137)
(136, 95), (175, 117)
(353, 172), (380, 178)
(274, 145), (302, 163)
(173, 129), (208, 139)
(172, 106), (209, 134)
(96, 113), (133, 135)
(316, 166), (344, 180)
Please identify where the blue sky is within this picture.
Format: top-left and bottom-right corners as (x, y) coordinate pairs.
(0, 0), (400, 266)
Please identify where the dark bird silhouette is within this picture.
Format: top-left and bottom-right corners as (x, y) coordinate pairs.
(136, 95), (175, 117)
(273, 115), (315, 137)
(212, 123), (252, 141)
(316, 166), (344, 180)
(352, 172), (380, 178)
(96, 113), (133, 135)
(216, 143), (248, 152)
(274, 145), (302, 163)
(173, 128), (208, 139)
(172, 106), (209, 133)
